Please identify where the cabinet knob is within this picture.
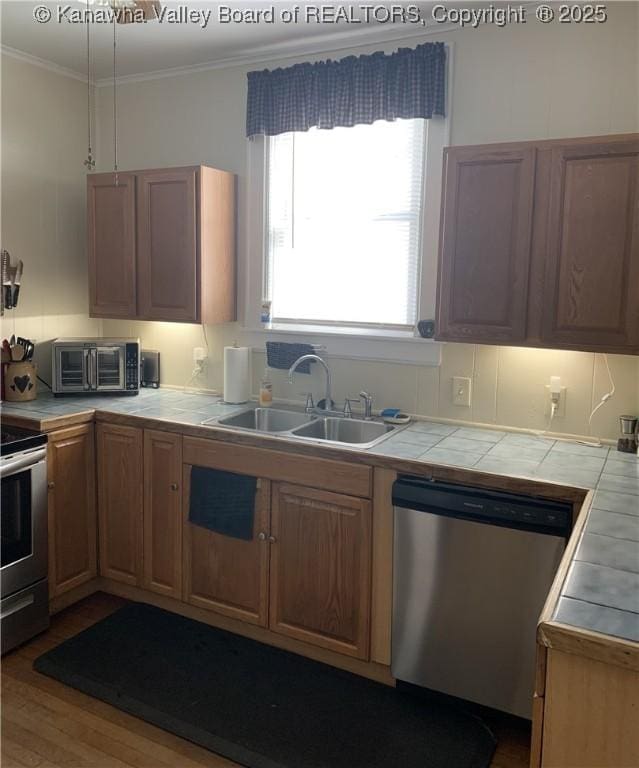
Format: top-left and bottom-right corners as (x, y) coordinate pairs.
(257, 532), (267, 541)
(170, 482), (179, 491)
(47, 481), (55, 490)
(268, 534), (277, 544)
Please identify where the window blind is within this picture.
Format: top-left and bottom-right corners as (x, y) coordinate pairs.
(266, 119), (425, 329)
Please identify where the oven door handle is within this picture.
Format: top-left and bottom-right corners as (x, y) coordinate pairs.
(0, 593), (35, 619)
(89, 347), (98, 390)
(0, 448), (47, 478)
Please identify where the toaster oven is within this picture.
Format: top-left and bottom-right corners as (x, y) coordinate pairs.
(52, 338), (140, 395)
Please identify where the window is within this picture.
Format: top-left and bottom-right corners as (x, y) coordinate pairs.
(265, 119), (425, 331)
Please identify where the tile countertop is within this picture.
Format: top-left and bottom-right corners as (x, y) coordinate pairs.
(2, 389), (638, 652)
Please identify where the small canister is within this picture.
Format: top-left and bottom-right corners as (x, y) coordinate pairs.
(4, 361), (37, 402)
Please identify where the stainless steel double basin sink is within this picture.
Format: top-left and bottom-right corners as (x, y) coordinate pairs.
(202, 407), (401, 449)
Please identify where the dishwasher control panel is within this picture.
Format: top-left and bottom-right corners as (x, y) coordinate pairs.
(393, 476), (572, 536)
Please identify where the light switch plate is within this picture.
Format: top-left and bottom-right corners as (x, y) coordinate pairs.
(452, 376), (472, 407)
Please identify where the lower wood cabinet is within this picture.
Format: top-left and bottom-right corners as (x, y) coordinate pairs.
(94, 428), (375, 662)
(183, 474), (270, 626)
(539, 649), (639, 768)
(269, 483), (372, 660)
(97, 423), (143, 585)
(143, 430), (182, 599)
(181, 453), (373, 658)
(47, 423), (97, 597)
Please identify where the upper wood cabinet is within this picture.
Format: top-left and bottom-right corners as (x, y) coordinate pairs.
(437, 146), (536, 344)
(143, 430), (183, 599)
(137, 169), (198, 322)
(97, 423), (143, 586)
(88, 165), (236, 324)
(539, 140), (639, 351)
(269, 483), (372, 660)
(436, 134), (639, 354)
(47, 424), (97, 598)
(87, 173), (137, 318)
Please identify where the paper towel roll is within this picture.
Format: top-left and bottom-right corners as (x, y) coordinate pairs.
(223, 346), (250, 404)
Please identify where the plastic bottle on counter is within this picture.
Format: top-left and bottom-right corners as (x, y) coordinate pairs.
(259, 368), (273, 408)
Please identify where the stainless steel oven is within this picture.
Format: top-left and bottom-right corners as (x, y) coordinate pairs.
(52, 338), (140, 395)
(1, 426), (49, 654)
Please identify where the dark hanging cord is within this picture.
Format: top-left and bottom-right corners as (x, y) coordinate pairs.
(112, 15), (118, 184)
(84, 0), (95, 170)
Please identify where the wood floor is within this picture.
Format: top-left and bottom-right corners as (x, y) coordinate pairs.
(1, 593), (531, 768)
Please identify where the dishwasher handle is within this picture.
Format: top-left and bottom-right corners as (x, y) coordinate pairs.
(392, 477), (571, 537)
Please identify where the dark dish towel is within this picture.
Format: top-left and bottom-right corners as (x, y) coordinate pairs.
(266, 341), (314, 373)
(189, 466), (257, 540)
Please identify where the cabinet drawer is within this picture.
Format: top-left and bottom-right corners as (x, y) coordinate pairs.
(183, 438), (372, 498)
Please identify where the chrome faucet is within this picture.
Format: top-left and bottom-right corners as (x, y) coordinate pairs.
(288, 355), (333, 412)
(359, 391), (373, 419)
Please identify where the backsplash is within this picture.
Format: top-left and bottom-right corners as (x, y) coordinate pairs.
(101, 318), (639, 443)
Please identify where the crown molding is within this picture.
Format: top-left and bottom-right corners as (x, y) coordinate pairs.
(3, 1), (543, 87)
(94, 22), (457, 86)
(2, 18), (457, 89)
(0, 44), (88, 83)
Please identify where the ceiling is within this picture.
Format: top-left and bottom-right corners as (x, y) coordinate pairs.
(0, 1), (438, 82)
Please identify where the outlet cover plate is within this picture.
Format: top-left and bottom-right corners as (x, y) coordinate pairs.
(544, 385), (567, 418)
(452, 376), (472, 408)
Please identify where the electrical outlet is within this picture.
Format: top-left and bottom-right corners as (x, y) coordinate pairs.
(193, 347), (206, 364)
(544, 384), (567, 417)
(452, 376), (472, 407)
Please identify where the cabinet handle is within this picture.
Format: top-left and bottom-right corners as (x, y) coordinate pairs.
(170, 482), (179, 491)
(47, 481), (55, 490)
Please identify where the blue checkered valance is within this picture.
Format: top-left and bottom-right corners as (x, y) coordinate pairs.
(246, 42), (446, 137)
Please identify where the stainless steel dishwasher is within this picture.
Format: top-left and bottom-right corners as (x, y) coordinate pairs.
(391, 476), (571, 719)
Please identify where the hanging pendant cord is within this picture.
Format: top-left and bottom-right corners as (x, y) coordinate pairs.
(84, 0), (94, 170)
(113, 14), (119, 185)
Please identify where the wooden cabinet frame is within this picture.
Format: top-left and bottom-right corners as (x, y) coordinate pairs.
(269, 482), (372, 660)
(88, 165), (236, 324)
(97, 423), (144, 586)
(540, 140), (639, 351)
(182, 469), (271, 626)
(143, 430), (183, 599)
(437, 145), (536, 344)
(87, 173), (137, 318)
(47, 423), (97, 597)
(436, 133), (639, 354)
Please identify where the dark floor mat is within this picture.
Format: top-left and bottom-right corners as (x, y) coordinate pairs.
(34, 602), (496, 768)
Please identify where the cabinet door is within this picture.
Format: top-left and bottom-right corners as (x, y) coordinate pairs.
(269, 483), (372, 660)
(436, 145), (536, 343)
(97, 423), (143, 585)
(47, 424), (97, 598)
(137, 168), (198, 322)
(87, 173), (137, 318)
(143, 430), (182, 599)
(183, 472), (269, 626)
(540, 140), (639, 352)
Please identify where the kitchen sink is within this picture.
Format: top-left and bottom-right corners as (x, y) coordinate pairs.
(291, 417), (394, 445)
(211, 407), (313, 432)
(203, 406), (402, 449)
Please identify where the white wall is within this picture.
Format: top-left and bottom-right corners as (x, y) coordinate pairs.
(92, 6), (637, 439)
(1, 54), (101, 379)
